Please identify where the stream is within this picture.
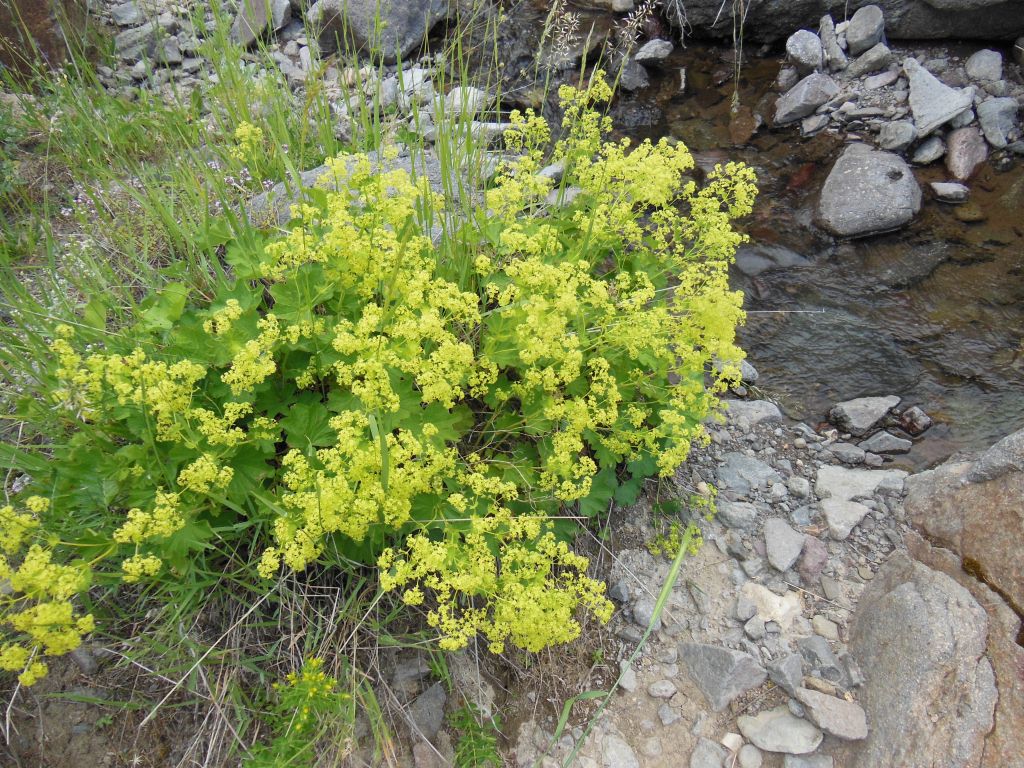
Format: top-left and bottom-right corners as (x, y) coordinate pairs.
(601, 43), (1024, 472)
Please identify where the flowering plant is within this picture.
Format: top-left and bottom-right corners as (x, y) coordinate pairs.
(1, 72), (755, 681)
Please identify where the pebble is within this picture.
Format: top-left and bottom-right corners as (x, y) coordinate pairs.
(602, 734), (639, 768)
(812, 615), (840, 641)
(648, 680), (677, 699)
(764, 518), (807, 572)
(618, 660), (638, 692)
(795, 688), (869, 740)
(690, 737), (728, 768)
(739, 744), (764, 768)
(659, 703), (682, 726)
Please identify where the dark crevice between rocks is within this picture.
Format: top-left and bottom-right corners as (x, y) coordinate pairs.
(962, 556), (1024, 647)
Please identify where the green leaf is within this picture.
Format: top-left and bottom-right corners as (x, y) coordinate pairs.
(83, 296), (108, 331)
(163, 518), (214, 574)
(139, 283), (189, 332)
(578, 466), (617, 520)
(279, 396), (337, 451)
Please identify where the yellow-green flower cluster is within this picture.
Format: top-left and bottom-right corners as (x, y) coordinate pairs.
(230, 120), (264, 163)
(380, 504), (612, 654)
(1, 497), (94, 686)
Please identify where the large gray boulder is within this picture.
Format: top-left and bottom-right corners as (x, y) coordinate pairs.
(815, 144), (921, 238)
(846, 4), (885, 56)
(845, 554), (997, 768)
(307, 0), (450, 64)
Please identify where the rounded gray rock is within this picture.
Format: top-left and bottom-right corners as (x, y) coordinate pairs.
(816, 144), (921, 238)
(786, 30), (824, 73)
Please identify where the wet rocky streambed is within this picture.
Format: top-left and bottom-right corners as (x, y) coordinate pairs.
(608, 43), (1024, 472)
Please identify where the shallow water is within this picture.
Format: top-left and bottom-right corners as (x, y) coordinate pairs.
(613, 44), (1024, 469)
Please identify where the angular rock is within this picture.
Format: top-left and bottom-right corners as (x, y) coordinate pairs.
(820, 499), (872, 540)
(768, 653), (804, 696)
(409, 681), (447, 739)
(911, 135), (945, 164)
(794, 689), (868, 740)
(858, 430), (912, 454)
(898, 405), (932, 435)
(231, 0), (291, 47)
(738, 706), (824, 755)
(764, 518), (806, 572)
(679, 643), (768, 711)
(829, 395), (900, 436)
(816, 465), (907, 503)
(904, 58), (973, 136)
(977, 97), (1019, 148)
(740, 582), (803, 632)
(798, 535), (829, 582)
(775, 73), (840, 125)
(110, 1), (143, 26)
(618, 58), (650, 92)
(846, 4), (884, 56)
(819, 15), (847, 71)
(718, 453), (782, 497)
(786, 30), (823, 74)
(970, 427), (1024, 482)
(798, 635), (845, 684)
(308, 0), (450, 65)
(690, 737), (728, 768)
(635, 38), (674, 66)
(847, 43), (893, 77)
(815, 144), (920, 238)
(846, 554), (996, 768)
(946, 126), (989, 180)
(965, 48), (1003, 82)
(717, 500), (759, 530)
(876, 120), (917, 152)
(929, 181), (970, 203)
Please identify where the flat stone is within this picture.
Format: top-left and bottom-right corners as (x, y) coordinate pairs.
(110, 1), (143, 26)
(877, 120), (917, 152)
(648, 679), (677, 699)
(847, 43), (893, 77)
(859, 430), (913, 454)
(717, 500), (760, 530)
(768, 653), (804, 696)
(846, 4), (884, 56)
(718, 453), (782, 497)
(784, 757), (834, 768)
(602, 733), (640, 768)
(829, 395), (899, 436)
(794, 689), (867, 740)
(946, 126), (989, 180)
(738, 706), (824, 755)
(977, 97), (1019, 149)
(820, 499), (872, 539)
(812, 615), (840, 641)
(929, 181), (970, 203)
(723, 399), (783, 431)
(632, 595), (662, 632)
(815, 145), (920, 238)
(830, 442), (866, 465)
(965, 49), (1002, 82)
(679, 643), (768, 711)
(764, 518), (805, 572)
(911, 135), (945, 164)
(863, 69), (898, 89)
(788, 476), (811, 498)
(635, 38), (674, 66)
(690, 737), (728, 768)
(775, 73), (840, 125)
(786, 30), (823, 74)
(904, 58), (973, 136)
(801, 113), (830, 135)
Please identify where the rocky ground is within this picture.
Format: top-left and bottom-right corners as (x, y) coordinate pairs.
(2, 2), (1023, 768)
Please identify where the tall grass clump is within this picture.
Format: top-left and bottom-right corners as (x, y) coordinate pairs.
(1, 3), (756, 760)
